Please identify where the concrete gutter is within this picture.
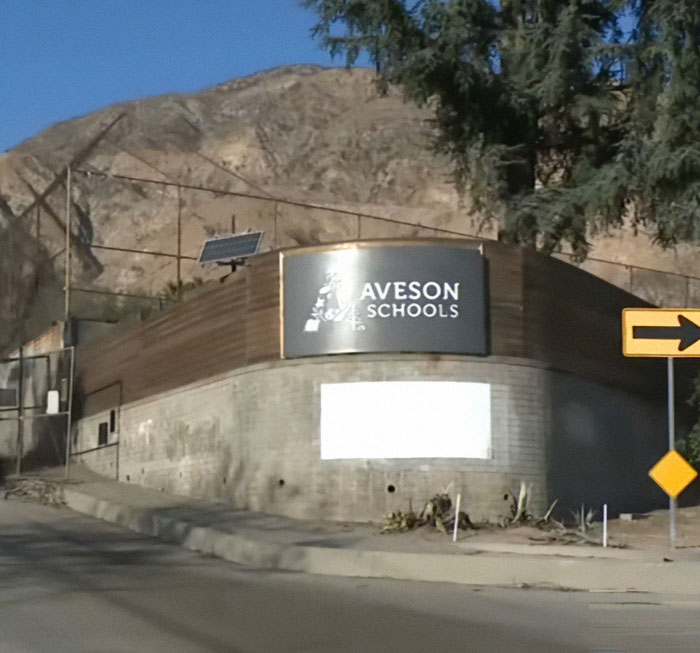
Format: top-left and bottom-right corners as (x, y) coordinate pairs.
(62, 487), (700, 594)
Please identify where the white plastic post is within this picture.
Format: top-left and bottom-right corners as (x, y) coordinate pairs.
(453, 493), (461, 542)
(603, 503), (608, 548)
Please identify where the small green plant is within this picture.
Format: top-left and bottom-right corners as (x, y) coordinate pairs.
(161, 277), (204, 303)
(682, 427), (700, 467)
(509, 480), (533, 523)
(684, 374), (700, 466)
(570, 504), (597, 534)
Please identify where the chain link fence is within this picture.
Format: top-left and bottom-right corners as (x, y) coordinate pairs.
(0, 347), (74, 477)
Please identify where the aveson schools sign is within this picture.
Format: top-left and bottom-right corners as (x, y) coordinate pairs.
(357, 280), (461, 319)
(281, 244), (488, 358)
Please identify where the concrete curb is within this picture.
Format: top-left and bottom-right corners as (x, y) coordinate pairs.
(63, 488), (700, 594)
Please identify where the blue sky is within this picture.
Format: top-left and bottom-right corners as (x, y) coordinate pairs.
(1, 0), (367, 152)
(1, 1), (637, 154)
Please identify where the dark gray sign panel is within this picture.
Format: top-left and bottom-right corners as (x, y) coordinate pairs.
(282, 245), (488, 358)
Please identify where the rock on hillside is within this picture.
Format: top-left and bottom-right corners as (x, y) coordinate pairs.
(0, 65), (698, 350)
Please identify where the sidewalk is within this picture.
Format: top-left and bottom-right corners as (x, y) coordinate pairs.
(14, 465), (700, 594)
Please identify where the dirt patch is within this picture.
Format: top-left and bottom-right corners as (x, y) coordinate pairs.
(607, 505), (700, 549)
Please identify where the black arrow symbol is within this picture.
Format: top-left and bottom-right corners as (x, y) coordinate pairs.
(633, 314), (700, 351)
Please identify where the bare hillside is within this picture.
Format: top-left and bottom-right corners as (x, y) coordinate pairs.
(0, 65), (698, 350)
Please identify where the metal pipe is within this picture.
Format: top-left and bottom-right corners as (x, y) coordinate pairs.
(15, 347), (23, 476)
(90, 243), (196, 260)
(0, 411), (70, 421)
(36, 204), (41, 265)
(273, 202), (278, 250)
(64, 346), (75, 480)
(668, 357), (676, 547)
(69, 441), (118, 457)
(64, 167), (71, 322)
(70, 286), (172, 302)
(116, 379), (122, 481)
(668, 357), (675, 450)
(177, 185), (182, 297)
(1, 352), (51, 363)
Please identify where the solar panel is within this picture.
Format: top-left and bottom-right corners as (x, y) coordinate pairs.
(198, 232), (263, 266)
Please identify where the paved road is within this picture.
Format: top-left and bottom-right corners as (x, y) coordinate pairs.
(1, 499), (698, 652)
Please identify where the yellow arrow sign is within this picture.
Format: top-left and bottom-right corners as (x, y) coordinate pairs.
(622, 308), (700, 357)
(649, 450), (698, 498)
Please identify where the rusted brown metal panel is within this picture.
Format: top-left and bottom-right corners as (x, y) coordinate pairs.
(76, 251), (281, 414)
(520, 247), (663, 394)
(245, 253), (281, 364)
(482, 242), (525, 358)
(76, 239), (667, 417)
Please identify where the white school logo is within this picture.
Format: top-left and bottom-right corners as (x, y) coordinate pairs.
(304, 271), (365, 333)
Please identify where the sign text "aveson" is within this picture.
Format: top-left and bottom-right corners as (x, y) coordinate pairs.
(359, 281), (460, 319)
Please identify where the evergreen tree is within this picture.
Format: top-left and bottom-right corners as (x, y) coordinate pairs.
(626, 0), (700, 246)
(303, 1), (700, 258)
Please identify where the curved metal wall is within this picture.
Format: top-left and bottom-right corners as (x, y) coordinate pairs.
(77, 238), (666, 415)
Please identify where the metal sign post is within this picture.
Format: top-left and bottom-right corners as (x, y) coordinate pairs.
(667, 357), (676, 547)
(622, 308), (700, 549)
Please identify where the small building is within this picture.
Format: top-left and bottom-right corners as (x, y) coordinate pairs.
(72, 238), (675, 522)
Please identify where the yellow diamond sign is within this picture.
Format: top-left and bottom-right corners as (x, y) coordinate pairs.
(649, 450), (698, 498)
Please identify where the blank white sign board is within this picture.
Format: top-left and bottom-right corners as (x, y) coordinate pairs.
(46, 390), (60, 415)
(320, 381), (491, 459)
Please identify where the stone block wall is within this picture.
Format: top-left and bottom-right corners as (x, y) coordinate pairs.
(73, 352), (670, 522)
(75, 354), (553, 522)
